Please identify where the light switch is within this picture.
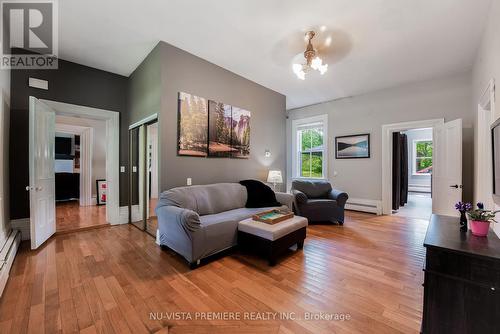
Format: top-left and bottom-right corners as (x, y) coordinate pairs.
(187, 178), (192, 186)
(120, 166), (125, 173)
(132, 166), (137, 173)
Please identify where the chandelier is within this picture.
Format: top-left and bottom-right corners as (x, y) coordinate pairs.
(292, 31), (328, 80)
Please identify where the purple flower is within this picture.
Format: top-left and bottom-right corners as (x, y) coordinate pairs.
(455, 201), (472, 212)
(477, 202), (484, 210)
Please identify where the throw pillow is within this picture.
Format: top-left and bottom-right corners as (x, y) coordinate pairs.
(239, 179), (281, 208)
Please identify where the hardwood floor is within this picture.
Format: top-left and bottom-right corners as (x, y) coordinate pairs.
(0, 211), (427, 333)
(56, 201), (107, 233)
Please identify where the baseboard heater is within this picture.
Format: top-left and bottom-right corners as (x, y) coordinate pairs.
(0, 229), (21, 298)
(345, 198), (382, 215)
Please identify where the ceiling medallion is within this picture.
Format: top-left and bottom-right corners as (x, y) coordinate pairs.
(292, 31), (328, 80)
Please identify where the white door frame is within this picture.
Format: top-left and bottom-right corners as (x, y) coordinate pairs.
(40, 99), (121, 225)
(55, 123), (93, 206)
(476, 78), (498, 237)
(381, 118), (444, 215)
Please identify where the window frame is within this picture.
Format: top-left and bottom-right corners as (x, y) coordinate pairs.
(291, 114), (328, 180)
(412, 138), (433, 176)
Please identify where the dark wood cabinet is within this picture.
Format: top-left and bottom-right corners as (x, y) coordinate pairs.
(422, 215), (500, 334)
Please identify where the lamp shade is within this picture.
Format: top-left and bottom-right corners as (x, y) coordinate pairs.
(267, 170), (283, 184)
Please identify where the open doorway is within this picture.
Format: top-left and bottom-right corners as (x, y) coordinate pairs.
(382, 118), (463, 217)
(54, 115), (107, 233)
(392, 128), (433, 220)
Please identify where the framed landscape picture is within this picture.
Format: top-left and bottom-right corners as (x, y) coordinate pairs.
(177, 92), (208, 156)
(335, 134), (370, 159)
(208, 100), (233, 157)
(230, 106), (251, 159)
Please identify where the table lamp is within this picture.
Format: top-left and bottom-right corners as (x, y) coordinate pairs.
(267, 170), (283, 191)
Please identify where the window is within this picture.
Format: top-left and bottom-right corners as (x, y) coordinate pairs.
(413, 139), (433, 175)
(292, 115), (328, 179)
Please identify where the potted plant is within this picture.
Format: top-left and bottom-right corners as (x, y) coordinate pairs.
(457, 202), (499, 237)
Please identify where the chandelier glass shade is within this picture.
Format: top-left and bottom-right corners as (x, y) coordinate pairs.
(292, 31), (328, 80)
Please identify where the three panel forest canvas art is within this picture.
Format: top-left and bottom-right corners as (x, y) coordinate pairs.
(178, 92), (251, 158)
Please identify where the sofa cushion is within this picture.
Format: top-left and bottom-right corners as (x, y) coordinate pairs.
(239, 179), (281, 208)
(199, 206), (287, 227)
(292, 180), (332, 199)
(158, 183), (247, 215)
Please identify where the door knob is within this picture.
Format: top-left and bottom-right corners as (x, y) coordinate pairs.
(25, 186), (33, 191)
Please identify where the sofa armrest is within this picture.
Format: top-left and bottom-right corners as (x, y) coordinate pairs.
(292, 189), (308, 204)
(328, 189), (348, 207)
(275, 192), (293, 210)
(156, 205), (201, 232)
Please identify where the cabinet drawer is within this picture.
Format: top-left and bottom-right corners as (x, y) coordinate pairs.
(426, 248), (500, 288)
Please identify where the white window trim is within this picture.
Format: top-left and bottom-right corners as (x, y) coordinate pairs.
(412, 138), (433, 176)
(291, 114), (328, 180)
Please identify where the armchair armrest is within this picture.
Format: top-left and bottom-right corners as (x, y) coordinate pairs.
(292, 189), (308, 204)
(156, 205), (201, 232)
(275, 192), (294, 210)
(328, 189), (348, 207)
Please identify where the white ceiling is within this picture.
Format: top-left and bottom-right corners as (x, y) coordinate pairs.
(58, 0), (492, 109)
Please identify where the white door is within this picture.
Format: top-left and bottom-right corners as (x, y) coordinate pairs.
(432, 119), (462, 216)
(28, 97), (56, 249)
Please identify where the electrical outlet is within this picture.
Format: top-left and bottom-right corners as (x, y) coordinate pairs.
(187, 178), (192, 186)
(120, 166), (125, 173)
(132, 166), (137, 173)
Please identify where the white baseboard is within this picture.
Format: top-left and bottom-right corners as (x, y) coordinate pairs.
(0, 229), (21, 297)
(345, 198), (382, 215)
(10, 218), (30, 240)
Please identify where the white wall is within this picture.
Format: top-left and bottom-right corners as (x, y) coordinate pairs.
(0, 69), (10, 248)
(287, 71), (474, 203)
(55, 115), (107, 197)
(403, 128), (433, 192)
(472, 0), (500, 236)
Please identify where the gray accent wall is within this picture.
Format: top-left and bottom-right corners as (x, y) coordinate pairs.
(9, 59), (128, 219)
(128, 42), (287, 192)
(287, 71), (474, 203)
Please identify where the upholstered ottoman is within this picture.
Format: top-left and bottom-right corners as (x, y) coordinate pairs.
(238, 215), (308, 265)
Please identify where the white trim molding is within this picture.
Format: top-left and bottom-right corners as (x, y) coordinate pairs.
(475, 78), (498, 237)
(381, 118), (444, 215)
(291, 114), (329, 180)
(129, 113), (158, 130)
(41, 99), (121, 225)
(345, 198), (382, 215)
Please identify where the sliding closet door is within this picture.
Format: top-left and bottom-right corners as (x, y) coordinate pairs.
(145, 122), (159, 236)
(129, 126), (145, 230)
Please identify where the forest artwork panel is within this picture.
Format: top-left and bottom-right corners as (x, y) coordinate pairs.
(177, 92), (208, 157)
(208, 100), (233, 157)
(230, 107), (251, 159)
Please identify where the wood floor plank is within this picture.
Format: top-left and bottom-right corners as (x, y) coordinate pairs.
(1, 211), (426, 333)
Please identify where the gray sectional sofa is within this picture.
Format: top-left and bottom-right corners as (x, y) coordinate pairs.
(155, 183), (293, 268)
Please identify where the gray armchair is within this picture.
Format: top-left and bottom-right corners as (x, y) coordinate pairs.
(291, 180), (348, 225)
